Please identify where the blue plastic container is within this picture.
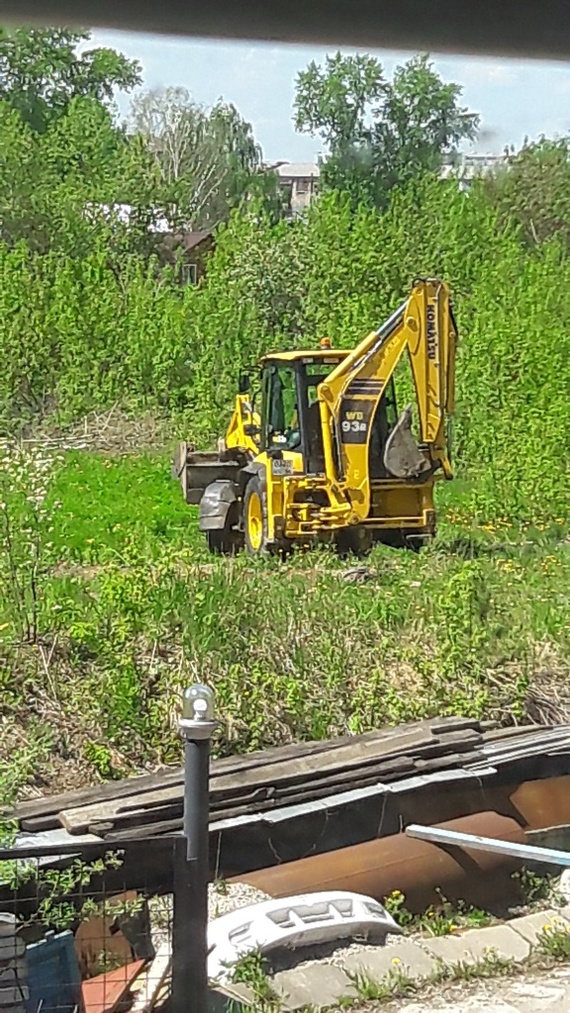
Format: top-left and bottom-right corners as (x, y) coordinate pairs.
(25, 930), (82, 1013)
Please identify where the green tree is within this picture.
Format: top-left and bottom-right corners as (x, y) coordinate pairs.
(129, 86), (283, 227)
(485, 137), (570, 247)
(0, 95), (162, 257)
(0, 29), (163, 258)
(295, 52), (479, 208)
(0, 27), (140, 132)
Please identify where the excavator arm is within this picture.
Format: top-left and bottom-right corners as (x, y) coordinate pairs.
(317, 279), (457, 523)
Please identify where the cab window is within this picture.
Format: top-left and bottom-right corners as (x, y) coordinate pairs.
(266, 365), (300, 449)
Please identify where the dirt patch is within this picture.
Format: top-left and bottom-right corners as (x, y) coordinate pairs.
(3, 406), (173, 457)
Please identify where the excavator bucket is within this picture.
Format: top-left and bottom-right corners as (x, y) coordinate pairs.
(383, 405), (432, 480)
(173, 440), (242, 505)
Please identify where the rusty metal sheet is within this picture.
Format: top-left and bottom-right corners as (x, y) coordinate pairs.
(509, 776), (570, 830)
(233, 812), (526, 913)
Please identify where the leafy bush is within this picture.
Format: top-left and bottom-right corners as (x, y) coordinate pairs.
(3, 176), (569, 523)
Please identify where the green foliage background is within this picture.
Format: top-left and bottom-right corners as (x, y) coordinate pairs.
(2, 175), (569, 523)
(3, 29), (570, 803)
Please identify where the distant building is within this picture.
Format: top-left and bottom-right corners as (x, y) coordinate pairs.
(268, 153), (507, 208)
(271, 162), (321, 216)
(440, 152), (507, 190)
(83, 202), (172, 232)
(161, 229), (215, 285)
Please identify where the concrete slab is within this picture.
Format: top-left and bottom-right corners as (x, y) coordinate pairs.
(365, 965), (570, 1013)
(403, 1001), (520, 1013)
(272, 963), (352, 1010)
(506, 977), (570, 1008)
(0, 984), (29, 1004)
(0, 937), (24, 960)
(560, 867), (570, 903)
(421, 932), (480, 965)
(424, 924), (531, 965)
(209, 983), (256, 1012)
(509, 908), (570, 946)
(0, 915), (17, 938)
(342, 937), (437, 982)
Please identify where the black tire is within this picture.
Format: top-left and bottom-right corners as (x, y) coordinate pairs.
(243, 475), (270, 556)
(206, 529), (233, 555)
(373, 530), (429, 552)
(404, 533), (429, 553)
(205, 502), (243, 556)
(243, 475), (292, 558)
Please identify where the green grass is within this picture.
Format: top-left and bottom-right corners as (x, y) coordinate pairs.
(48, 451), (201, 564)
(1, 448), (570, 800)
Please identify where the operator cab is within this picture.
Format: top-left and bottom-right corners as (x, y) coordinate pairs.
(260, 349), (344, 473)
(258, 346), (399, 477)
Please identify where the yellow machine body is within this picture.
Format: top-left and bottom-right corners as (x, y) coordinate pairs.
(177, 278), (458, 555)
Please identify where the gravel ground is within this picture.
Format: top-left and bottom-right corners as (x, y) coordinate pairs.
(147, 882), (272, 951)
(208, 882), (272, 920)
(380, 963), (570, 1013)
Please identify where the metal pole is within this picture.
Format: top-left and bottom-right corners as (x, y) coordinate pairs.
(184, 736), (210, 864)
(406, 823), (570, 866)
(172, 684), (217, 1013)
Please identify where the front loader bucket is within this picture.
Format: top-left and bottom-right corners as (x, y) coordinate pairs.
(383, 406), (432, 480)
(173, 441), (241, 505)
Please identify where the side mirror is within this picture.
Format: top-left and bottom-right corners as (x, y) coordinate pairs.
(238, 373), (250, 394)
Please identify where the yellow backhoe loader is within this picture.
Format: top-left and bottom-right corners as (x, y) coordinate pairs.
(173, 278), (457, 556)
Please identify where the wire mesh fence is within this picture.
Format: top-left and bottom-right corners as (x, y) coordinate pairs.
(0, 838), (176, 1012)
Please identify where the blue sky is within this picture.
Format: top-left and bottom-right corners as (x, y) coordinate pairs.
(89, 29), (570, 163)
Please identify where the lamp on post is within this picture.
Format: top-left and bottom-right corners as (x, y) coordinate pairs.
(173, 683), (217, 1013)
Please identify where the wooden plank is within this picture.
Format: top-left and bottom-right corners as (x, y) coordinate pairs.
(9, 769), (184, 821)
(104, 819), (183, 842)
(264, 755), (415, 800)
(58, 745), (432, 835)
(101, 766), (411, 841)
(130, 943), (171, 1012)
(429, 719), (485, 735)
(59, 729), (465, 827)
(414, 750), (486, 773)
(206, 728), (482, 793)
(10, 716), (483, 822)
(86, 756), (416, 837)
(99, 758), (485, 842)
(209, 732), (442, 792)
(9, 730), (385, 820)
(61, 783), (275, 834)
(20, 813), (63, 833)
(81, 958), (146, 1013)
(86, 802), (184, 835)
(481, 724), (552, 743)
(96, 751), (489, 843)
(58, 728), (484, 836)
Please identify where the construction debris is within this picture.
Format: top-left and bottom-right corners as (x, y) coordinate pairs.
(10, 721), (570, 846)
(5, 717), (507, 839)
(233, 812), (527, 913)
(207, 891), (400, 984)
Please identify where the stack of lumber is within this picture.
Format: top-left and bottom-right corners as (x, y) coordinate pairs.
(8, 718), (570, 844)
(8, 716), (489, 841)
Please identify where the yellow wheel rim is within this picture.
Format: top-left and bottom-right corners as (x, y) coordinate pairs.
(247, 490), (264, 552)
